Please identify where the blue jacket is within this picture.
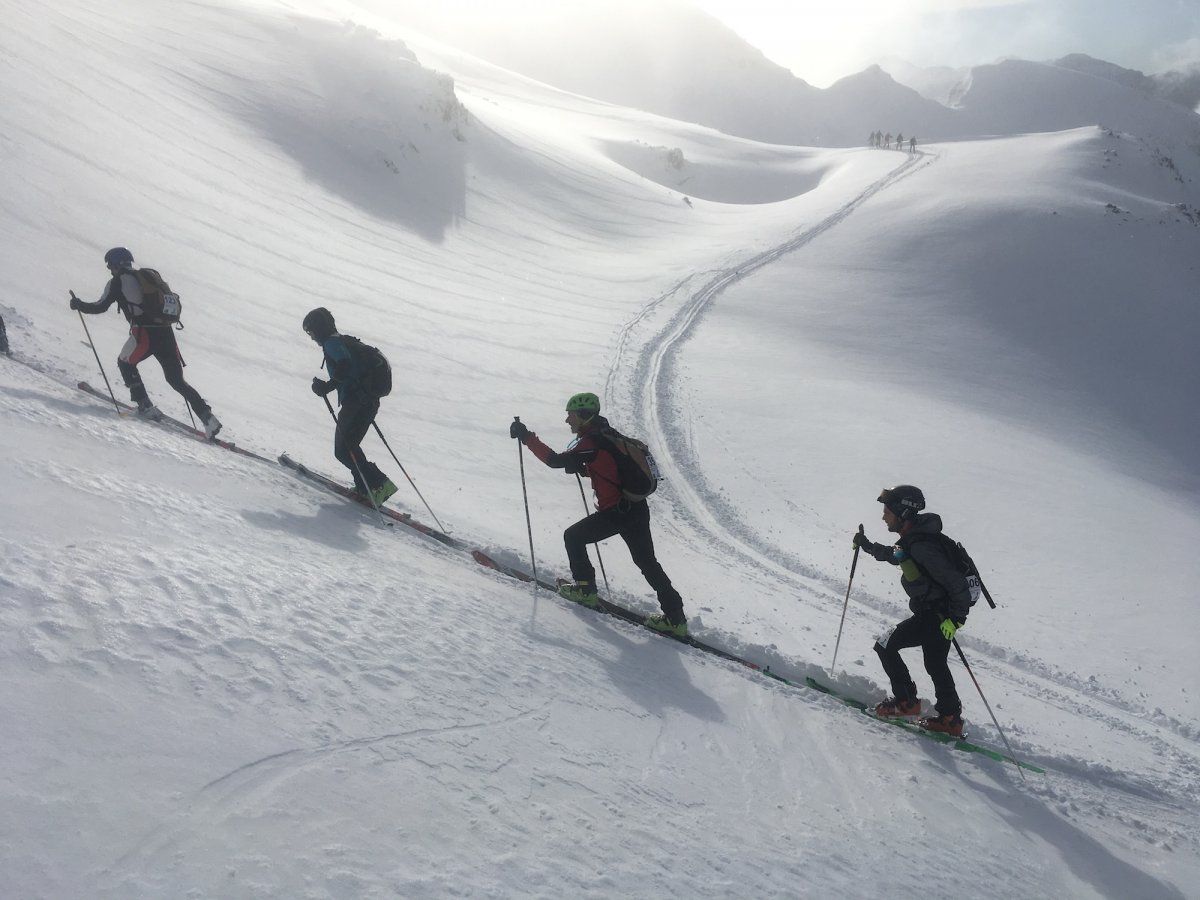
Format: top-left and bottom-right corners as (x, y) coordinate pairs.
(320, 333), (371, 406)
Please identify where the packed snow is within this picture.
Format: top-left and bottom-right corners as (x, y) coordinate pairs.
(1, 0), (1198, 897)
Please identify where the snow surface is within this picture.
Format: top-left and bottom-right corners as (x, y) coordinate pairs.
(2, 0), (1199, 897)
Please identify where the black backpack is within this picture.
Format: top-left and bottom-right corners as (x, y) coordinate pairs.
(911, 532), (995, 610)
(592, 426), (661, 501)
(341, 334), (392, 398)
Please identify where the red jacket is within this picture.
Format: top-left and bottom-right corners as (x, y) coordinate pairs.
(523, 420), (622, 511)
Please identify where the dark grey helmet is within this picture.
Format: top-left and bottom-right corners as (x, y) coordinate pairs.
(878, 485), (926, 520)
(302, 307), (336, 341)
(104, 247), (134, 269)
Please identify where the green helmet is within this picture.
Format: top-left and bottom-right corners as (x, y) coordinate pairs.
(565, 392), (601, 414)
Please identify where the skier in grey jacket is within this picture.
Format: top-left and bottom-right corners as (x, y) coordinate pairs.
(853, 485), (971, 737)
(70, 247), (220, 437)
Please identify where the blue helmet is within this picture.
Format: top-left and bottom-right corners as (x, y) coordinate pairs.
(104, 247), (134, 269)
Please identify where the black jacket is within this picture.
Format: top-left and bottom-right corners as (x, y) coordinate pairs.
(863, 513), (971, 623)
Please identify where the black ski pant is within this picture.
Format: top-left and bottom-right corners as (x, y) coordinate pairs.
(117, 325), (210, 419)
(873, 611), (961, 716)
(334, 393), (388, 495)
(564, 499), (685, 624)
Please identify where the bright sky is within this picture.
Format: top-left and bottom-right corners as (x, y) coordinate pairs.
(687, 0), (1200, 87)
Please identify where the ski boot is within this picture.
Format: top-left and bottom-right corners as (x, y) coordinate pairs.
(136, 399), (163, 421)
(557, 581), (600, 609)
(645, 614), (688, 638)
(873, 696), (922, 718)
(371, 479), (399, 506)
(202, 412), (222, 439)
(917, 713), (964, 738)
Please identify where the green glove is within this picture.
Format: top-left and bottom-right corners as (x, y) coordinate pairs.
(940, 618), (961, 641)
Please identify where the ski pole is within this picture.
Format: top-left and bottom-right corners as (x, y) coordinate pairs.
(959, 543), (997, 609)
(953, 639), (1027, 782)
(514, 417), (539, 591)
(322, 394), (390, 528)
(576, 473), (610, 596)
(73, 294), (121, 415)
(829, 525), (864, 675)
(371, 421), (448, 534)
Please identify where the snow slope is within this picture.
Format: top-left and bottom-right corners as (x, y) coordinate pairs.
(2, 0), (1198, 897)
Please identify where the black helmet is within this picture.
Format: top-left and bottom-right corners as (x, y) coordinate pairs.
(104, 247), (134, 269)
(302, 307), (336, 341)
(878, 485), (925, 520)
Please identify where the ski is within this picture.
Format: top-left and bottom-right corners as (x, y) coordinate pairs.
(471, 549), (559, 591)
(278, 453), (463, 548)
(544, 576), (758, 665)
(803, 676), (1045, 774)
(77, 381), (271, 462)
(471, 546), (754, 667)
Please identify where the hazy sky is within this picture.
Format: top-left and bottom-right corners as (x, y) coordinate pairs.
(688, 0), (1200, 86)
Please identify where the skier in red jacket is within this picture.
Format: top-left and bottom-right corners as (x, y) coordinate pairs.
(510, 392), (688, 637)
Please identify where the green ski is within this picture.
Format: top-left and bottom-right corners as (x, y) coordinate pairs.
(804, 676), (1045, 774)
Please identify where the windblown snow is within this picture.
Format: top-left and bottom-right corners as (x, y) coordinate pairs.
(1, 1), (1198, 898)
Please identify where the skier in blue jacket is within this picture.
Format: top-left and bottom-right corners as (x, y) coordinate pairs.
(303, 307), (397, 506)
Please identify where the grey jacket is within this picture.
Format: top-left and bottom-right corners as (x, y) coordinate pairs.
(75, 272), (150, 325)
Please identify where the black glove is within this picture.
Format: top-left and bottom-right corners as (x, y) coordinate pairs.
(562, 457), (583, 475)
(852, 531), (872, 551)
(509, 420), (529, 441)
(69, 297), (83, 311)
(311, 377), (334, 397)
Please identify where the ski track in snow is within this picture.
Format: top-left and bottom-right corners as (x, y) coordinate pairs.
(603, 148), (1200, 817)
